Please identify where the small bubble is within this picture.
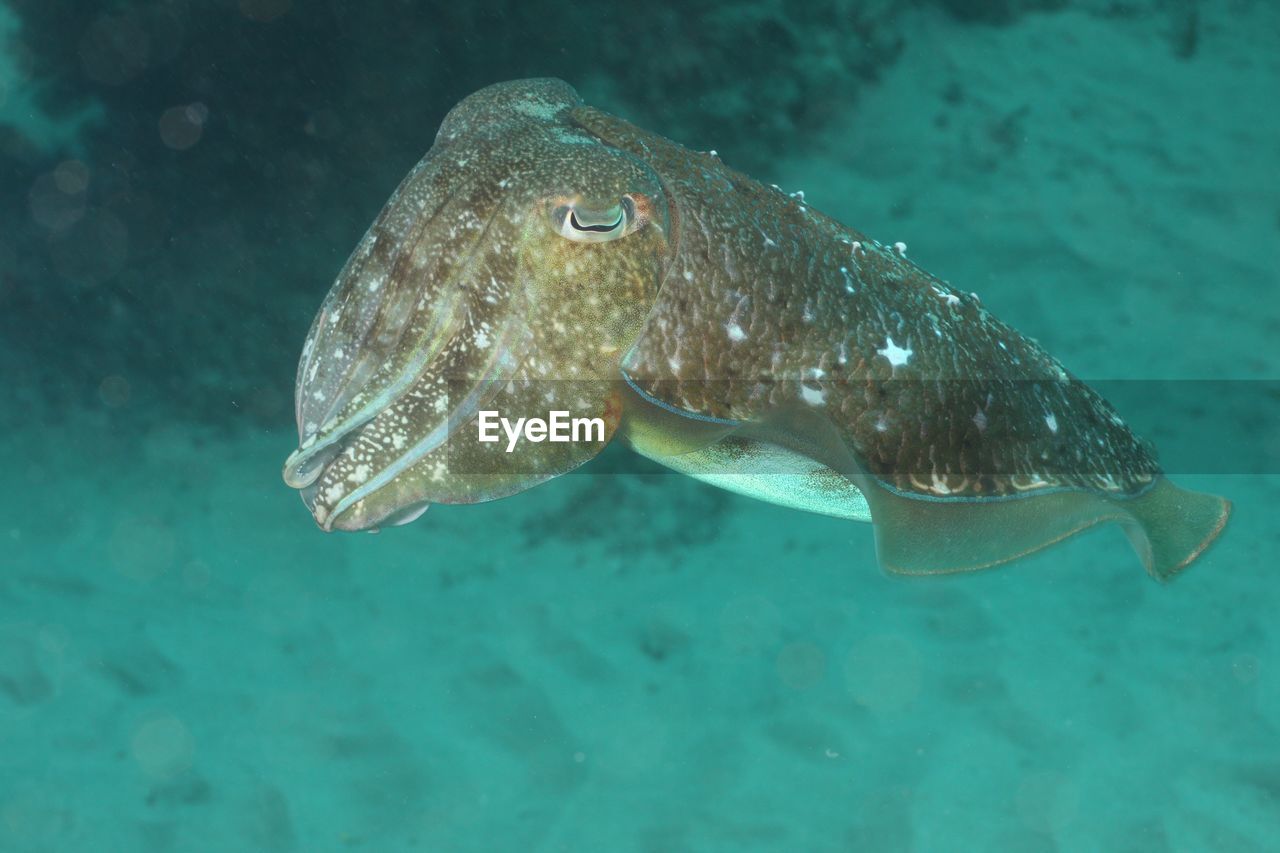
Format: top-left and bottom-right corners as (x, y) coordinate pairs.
(843, 634), (923, 712)
(28, 173), (86, 232)
(159, 104), (204, 150)
(131, 714), (194, 778)
(99, 374), (131, 408)
(52, 160), (90, 195)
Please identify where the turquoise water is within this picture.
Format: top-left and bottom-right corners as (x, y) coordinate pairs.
(2, 2), (1278, 850)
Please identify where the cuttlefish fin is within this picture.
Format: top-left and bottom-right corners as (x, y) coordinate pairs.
(737, 403), (1229, 580)
(859, 476), (1229, 581)
(1114, 477), (1231, 580)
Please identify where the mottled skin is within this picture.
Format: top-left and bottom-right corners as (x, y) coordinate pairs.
(580, 105), (1157, 499)
(283, 78), (1229, 579)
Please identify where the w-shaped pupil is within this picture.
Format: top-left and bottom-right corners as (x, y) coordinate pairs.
(570, 210), (622, 233)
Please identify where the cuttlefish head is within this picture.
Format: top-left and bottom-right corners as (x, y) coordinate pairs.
(282, 79), (672, 531)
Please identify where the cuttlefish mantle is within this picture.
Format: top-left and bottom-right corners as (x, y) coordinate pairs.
(282, 78), (1230, 581)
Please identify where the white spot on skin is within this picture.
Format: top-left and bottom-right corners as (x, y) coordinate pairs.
(931, 285), (961, 308)
(930, 472), (951, 494)
(877, 336), (913, 368)
(683, 270), (694, 281)
(726, 322), (747, 342)
(801, 384), (826, 406)
(973, 409), (988, 431)
(875, 413), (890, 433)
(840, 266), (856, 294)
(894, 241), (908, 257)
(1045, 413), (1058, 434)
(473, 328), (491, 349)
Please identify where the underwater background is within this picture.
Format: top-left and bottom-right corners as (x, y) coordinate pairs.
(2, 0), (1278, 850)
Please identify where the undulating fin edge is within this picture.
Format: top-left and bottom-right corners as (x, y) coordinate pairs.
(862, 475), (1230, 582)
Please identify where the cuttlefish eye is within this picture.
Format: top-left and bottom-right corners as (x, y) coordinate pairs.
(551, 195), (640, 243)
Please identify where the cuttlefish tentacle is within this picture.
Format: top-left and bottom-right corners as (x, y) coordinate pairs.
(282, 78), (1229, 579)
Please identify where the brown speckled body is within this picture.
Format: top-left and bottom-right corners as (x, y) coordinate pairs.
(579, 106), (1158, 500)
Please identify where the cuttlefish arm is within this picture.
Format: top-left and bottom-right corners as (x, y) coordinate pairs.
(572, 106), (1229, 580)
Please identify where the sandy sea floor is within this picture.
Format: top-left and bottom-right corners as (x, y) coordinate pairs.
(3, 3), (1279, 851)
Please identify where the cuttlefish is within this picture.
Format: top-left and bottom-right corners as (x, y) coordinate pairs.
(282, 78), (1230, 580)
